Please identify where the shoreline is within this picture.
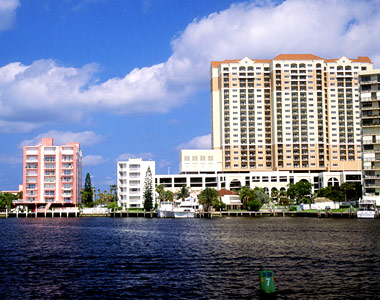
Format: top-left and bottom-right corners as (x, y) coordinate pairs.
(0, 210), (374, 219)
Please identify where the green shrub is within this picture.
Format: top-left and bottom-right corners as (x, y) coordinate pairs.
(247, 199), (262, 211)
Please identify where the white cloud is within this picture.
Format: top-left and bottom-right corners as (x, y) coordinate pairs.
(157, 159), (171, 169)
(82, 154), (107, 166)
(0, 152), (22, 164)
(0, 0), (19, 31)
(176, 134), (211, 150)
(19, 130), (103, 148)
(0, 119), (40, 133)
(1, 0), (380, 131)
(116, 152), (154, 162)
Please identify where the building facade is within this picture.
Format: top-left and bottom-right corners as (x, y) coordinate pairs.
(179, 149), (223, 173)
(211, 54), (372, 173)
(117, 158), (156, 209)
(156, 170), (361, 196)
(359, 69), (380, 204)
(22, 138), (82, 209)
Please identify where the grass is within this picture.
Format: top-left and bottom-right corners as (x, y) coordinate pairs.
(302, 208), (349, 213)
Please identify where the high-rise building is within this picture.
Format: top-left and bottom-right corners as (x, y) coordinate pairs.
(211, 54), (372, 173)
(117, 158), (155, 209)
(359, 69), (380, 204)
(22, 138), (82, 209)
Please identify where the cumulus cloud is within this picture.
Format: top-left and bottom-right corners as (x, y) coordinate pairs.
(82, 154), (107, 166)
(157, 159), (171, 169)
(1, 0), (380, 131)
(176, 134), (211, 150)
(19, 130), (103, 148)
(116, 152), (154, 162)
(0, 152), (22, 164)
(0, 0), (19, 31)
(0, 119), (40, 133)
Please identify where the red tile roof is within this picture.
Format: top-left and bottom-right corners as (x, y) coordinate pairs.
(273, 54), (323, 60)
(219, 189), (238, 196)
(352, 56), (372, 63)
(211, 55), (372, 67)
(211, 60), (240, 68)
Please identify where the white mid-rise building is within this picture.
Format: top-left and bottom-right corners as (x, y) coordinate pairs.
(117, 158), (156, 209)
(179, 149), (222, 173)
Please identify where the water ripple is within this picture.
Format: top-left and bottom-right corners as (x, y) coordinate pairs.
(0, 217), (379, 299)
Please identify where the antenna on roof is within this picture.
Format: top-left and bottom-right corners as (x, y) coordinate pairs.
(168, 167), (170, 175)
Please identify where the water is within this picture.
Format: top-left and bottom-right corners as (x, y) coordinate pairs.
(0, 217), (379, 299)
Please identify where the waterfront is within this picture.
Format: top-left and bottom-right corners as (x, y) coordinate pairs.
(0, 218), (379, 299)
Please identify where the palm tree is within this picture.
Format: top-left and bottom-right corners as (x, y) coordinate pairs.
(110, 184), (117, 202)
(198, 187), (220, 212)
(271, 188), (279, 203)
(176, 185), (190, 201)
(164, 190), (174, 202)
(239, 186), (254, 209)
(155, 184), (165, 204)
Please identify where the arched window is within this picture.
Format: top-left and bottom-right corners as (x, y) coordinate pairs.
(291, 63), (297, 68)
(271, 187), (279, 198)
(299, 63), (306, 68)
(337, 66), (343, 70)
(239, 66), (246, 71)
(345, 66), (351, 70)
(327, 177), (339, 187)
(276, 63), (281, 68)
(229, 179), (241, 189)
(316, 63), (321, 68)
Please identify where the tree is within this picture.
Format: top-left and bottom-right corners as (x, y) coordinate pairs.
(110, 184), (117, 202)
(317, 186), (343, 202)
(340, 182), (357, 202)
(176, 185), (190, 201)
(156, 184), (165, 204)
(143, 167), (153, 211)
(0, 193), (16, 209)
(108, 201), (120, 212)
(198, 187), (220, 211)
(287, 181), (312, 204)
(253, 187), (270, 204)
(271, 188), (279, 202)
(247, 199), (261, 211)
(164, 190), (174, 202)
(239, 186), (254, 208)
(81, 173), (94, 206)
(239, 186), (268, 210)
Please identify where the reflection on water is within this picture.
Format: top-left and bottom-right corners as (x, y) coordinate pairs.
(0, 217), (379, 299)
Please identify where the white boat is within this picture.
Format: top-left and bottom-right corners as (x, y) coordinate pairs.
(357, 199), (377, 219)
(173, 197), (199, 218)
(157, 201), (175, 218)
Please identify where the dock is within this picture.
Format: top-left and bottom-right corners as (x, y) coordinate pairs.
(0, 209), (373, 219)
(199, 210), (358, 218)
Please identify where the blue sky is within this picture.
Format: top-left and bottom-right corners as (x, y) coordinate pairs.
(0, 0), (380, 192)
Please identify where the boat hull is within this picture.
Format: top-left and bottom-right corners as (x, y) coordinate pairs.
(157, 210), (175, 218)
(173, 210), (195, 218)
(357, 211), (376, 219)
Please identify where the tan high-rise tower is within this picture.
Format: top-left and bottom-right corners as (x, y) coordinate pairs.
(211, 54), (372, 173)
(359, 69), (380, 202)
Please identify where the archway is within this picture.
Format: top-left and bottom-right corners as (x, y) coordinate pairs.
(229, 179), (242, 190)
(327, 177), (339, 187)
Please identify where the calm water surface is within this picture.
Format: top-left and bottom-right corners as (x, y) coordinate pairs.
(0, 217), (379, 299)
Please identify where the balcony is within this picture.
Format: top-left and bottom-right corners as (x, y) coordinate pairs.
(44, 164), (56, 169)
(25, 164), (38, 169)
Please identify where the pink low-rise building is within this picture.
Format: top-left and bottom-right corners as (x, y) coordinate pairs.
(22, 138), (82, 209)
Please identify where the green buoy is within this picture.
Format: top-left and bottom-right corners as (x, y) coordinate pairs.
(259, 270), (276, 294)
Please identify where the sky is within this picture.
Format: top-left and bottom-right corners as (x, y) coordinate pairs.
(0, 0), (380, 192)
